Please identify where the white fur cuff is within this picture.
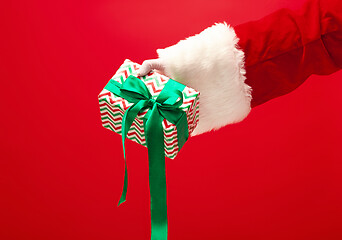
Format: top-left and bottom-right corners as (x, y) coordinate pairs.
(157, 22), (252, 136)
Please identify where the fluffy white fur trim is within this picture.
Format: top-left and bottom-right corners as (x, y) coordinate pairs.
(157, 22), (252, 136)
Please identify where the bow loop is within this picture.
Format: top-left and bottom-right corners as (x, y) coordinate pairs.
(119, 75), (152, 102)
(157, 90), (184, 110)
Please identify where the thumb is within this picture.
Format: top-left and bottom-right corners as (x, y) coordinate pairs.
(137, 59), (165, 76)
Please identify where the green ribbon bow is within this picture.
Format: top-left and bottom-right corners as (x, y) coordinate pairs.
(104, 75), (189, 240)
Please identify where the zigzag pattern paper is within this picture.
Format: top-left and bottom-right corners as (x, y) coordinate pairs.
(98, 59), (200, 159)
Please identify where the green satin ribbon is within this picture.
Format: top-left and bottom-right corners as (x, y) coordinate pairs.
(104, 75), (189, 240)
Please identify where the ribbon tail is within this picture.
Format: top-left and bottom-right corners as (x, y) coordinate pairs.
(118, 101), (148, 206)
(145, 105), (168, 240)
(118, 161), (128, 205)
(117, 105), (131, 206)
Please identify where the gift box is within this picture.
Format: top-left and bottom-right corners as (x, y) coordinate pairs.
(98, 59), (200, 159)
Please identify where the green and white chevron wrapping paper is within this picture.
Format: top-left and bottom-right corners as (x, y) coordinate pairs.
(98, 59), (199, 159)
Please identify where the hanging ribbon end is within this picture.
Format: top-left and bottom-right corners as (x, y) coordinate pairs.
(118, 198), (126, 206)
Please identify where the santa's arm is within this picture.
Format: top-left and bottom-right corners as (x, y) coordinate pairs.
(139, 0), (342, 135)
(234, 0), (342, 108)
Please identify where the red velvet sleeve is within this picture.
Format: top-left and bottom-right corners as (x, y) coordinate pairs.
(234, 0), (342, 108)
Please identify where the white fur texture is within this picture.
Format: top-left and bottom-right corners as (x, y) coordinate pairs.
(157, 22), (252, 136)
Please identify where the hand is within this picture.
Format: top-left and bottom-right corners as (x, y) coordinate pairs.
(135, 22), (252, 136)
(137, 59), (166, 77)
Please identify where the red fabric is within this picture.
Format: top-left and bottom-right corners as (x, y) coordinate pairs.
(234, 0), (342, 108)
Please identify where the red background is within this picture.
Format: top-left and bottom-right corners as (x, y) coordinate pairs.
(1, 0), (342, 239)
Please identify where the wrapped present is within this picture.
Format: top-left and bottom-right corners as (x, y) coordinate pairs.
(98, 59), (200, 240)
(98, 59), (200, 158)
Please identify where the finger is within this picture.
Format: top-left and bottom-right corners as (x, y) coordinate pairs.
(148, 59), (165, 72)
(138, 59), (165, 76)
(137, 60), (152, 76)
